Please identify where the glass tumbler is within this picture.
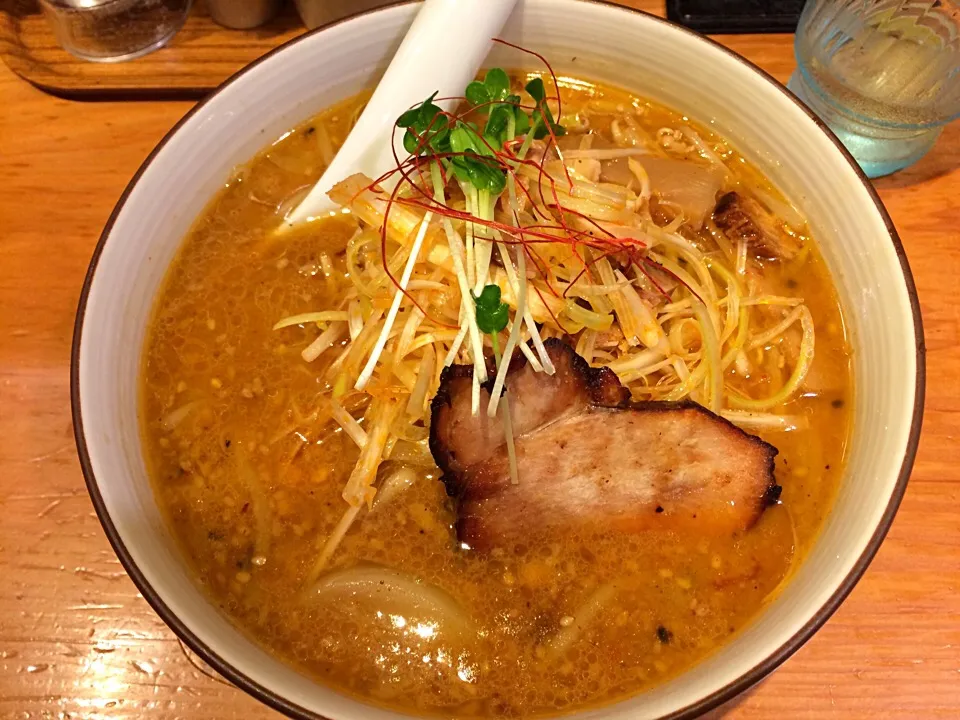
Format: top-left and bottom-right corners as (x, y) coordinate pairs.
(40, 0), (193, 63)
(789, 0), (960, 177)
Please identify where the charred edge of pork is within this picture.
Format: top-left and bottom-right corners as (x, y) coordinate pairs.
(713, 191), (763, 245)
(429, 364), (471, 485)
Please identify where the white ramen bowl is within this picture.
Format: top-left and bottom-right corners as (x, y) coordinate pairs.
(72, 1), (924, 718)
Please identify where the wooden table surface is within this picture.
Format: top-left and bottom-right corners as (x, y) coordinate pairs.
(2, 9), (960, 719)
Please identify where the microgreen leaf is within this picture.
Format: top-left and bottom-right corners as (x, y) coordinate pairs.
(525, 78), (565, 140)
(448, 156), (473, 186)
(402, 130), (420, 155)
(470, 158), (507, 194)
(483, 68), (511, 102)
(483, 95), (530, 146)
(467, 68), (512, 109)
(475, 284), (509, 334)
(510, 95), (530, 136)
(395, 106), (422, 128)
(527, 77), (549, 103)
(396, 92), (450, 156)
(466, 70), (527, 147)
(533, 114), (566, 140)
(449, 124), (477, 155)
(450, 122), (496, 158)
(469, 123), (495, 156)
(418, 92), (442, 124)
(465, 81), (489, 108)
(484, 104), (511, 143)
(450, 154), (506, 195)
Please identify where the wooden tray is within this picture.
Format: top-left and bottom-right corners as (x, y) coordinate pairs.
(0, 0), (794, 98)
(0, 0), (307, 98)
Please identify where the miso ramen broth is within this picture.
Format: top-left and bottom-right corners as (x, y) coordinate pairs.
(142, 72), (852, 717)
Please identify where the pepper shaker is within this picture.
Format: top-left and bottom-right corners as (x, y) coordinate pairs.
(294, 0), (394, 29)
(206, 0), (284, 30)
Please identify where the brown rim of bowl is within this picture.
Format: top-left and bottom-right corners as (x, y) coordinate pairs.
(71, 1), (926, 718)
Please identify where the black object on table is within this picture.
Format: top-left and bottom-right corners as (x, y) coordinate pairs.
(666, 0), (805, 33)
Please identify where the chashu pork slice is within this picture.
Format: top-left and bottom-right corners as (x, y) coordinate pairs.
(430, 339), (779, 551)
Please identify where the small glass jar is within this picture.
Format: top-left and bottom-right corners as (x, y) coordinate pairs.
(40, 0), (193, 63)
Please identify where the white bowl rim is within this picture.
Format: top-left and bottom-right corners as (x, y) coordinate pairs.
(71, 2), (926, 718)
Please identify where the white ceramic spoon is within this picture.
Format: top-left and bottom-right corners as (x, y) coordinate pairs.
(280, 0), (518, 230)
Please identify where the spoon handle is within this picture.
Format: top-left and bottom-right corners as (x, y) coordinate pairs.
(284, 0), (518, 227)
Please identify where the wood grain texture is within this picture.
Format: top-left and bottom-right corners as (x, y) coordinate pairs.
(1, 8), (959, 720)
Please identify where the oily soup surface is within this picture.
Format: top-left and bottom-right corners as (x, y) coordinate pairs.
(142, 76), (852, 717)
